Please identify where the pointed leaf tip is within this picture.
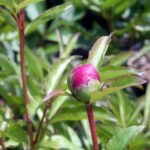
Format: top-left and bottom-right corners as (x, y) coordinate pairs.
(87, 34), (111, 68)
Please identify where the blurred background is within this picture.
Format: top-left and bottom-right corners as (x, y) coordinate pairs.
(0, 0), (150, 149)
(36, 0), (150, 94)
(1, 0), (150, 83)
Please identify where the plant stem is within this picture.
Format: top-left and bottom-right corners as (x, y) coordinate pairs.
(19, 0), (33, 146)
(85, 104), (99, 150)
(0, 138), (7, 150)
(33, 105), (48, 145)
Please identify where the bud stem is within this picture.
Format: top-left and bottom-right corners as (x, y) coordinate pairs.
(85, 104), (99, 150)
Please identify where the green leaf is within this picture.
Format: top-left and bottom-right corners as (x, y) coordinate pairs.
(28, 96), (42, 118)
(66, 125), (82, 147)
(114, 0), (135, 15)
(0, 54), (17, 76)
(143, 83), (150, 125)
(26, 49), (43, 80)
(48, 96), (68, 120)
(17, 0), (44, 11)
(100, 66), (139, 81)
(87, 35), (111, 69)
(27, 77), (43, 97)
(41, 135), (83, 150)
(25, 3), (72, 34)
(63, 33), (80, 57)
(0, 0), (15, 11)
(91, 75), (145, 103)
(81, 120), (93, 146)
(109, 52), (133, 66)
(0, 8), (17, 29)
(46, 56), (77, 94)
(51, 106), (116, 123)
(4, 123), (28, 144)
(97, 124), (122, 142)
(127, 101), (144, 126)
(117, 91), (127, 127)
(102, 0), (120, 9)
(106, 126), (144, 150)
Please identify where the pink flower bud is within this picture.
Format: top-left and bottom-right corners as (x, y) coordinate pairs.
(67, 64), (100, 103)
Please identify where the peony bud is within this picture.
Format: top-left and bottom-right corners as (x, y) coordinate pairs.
(67, 64), (100, 103)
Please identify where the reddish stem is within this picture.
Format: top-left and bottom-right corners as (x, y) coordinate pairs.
(85, 104), (99, 150)
(0, 138), (7, 150)
(19, 0), (29, 105)
(19, 0), (33, 145)
(33, 106), (48, 145)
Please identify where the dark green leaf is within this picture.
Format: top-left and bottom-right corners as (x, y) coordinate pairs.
(0, 8), (17, 29)
(4, 124), (28, 144)
(0, 54), (17, 76)
(51, 106), (116, 123)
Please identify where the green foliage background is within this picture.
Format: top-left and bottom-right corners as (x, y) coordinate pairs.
(0, 0), (150, 150)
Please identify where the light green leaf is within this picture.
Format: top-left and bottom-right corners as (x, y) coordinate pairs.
(100, 66), (139, 81)
(26, 3), (72, 34)
(106, 126), (144, 150)
(28, 97), (41, 118)
(17, 0), (44, 11)
(48, 96), (68, 120)
(117, 91), (127, 127)
(46, 56), (77, 94)
(143, 83), (150, 125)
(27, 77), (43, 97)
(26, 49), (43, 80)
(41, 135), (83, 150)
(63, 33), (80, 57)
(0, 0), (15, 11)
(67, 125), (82, 147)
(81, 120), (92, 147)
(91, 75), (145, 103)
(109, 52), (133, 66)
(87, 35), (111, 69)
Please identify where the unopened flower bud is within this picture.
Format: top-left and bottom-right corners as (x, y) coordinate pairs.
(67, 64), (100, 103)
